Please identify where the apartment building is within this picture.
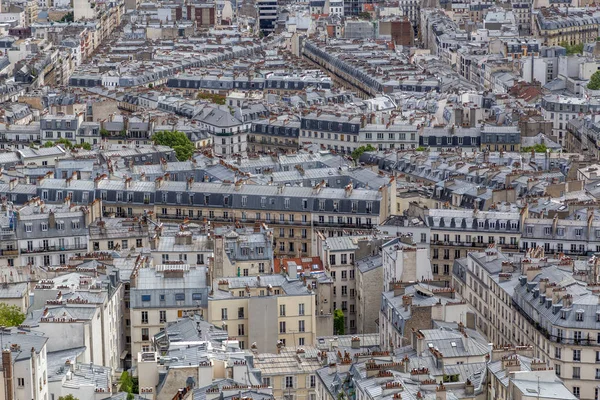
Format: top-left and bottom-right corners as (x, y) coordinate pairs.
(249, 117), (300, 154)
(356, 254), (382, 334)
(541, 95), (600, 147)
(480, 125), (521, 152)
(488, 345), (577, 400)
(213, 224), (274, 278)
(15, 200), (93, 268)
(40, 113), (84, 145)
(452, 246), (517, 345)
(512, 255), (600, 400)
(129, 263), (209, 358)
(150, 231), (213, 267)
(422, 208), (523, 282)
(153, 178), (395, 258)
(0, 328), (48, 400)
(453, 245), (600, 400)
(254, 346), (321, 400)
(24, 271), (124, 371)
(89, 217), (152, 252)
(520, 210), (600, 257)
(299, 112), (361, 154)
(316, 235), (360, 334)
(382, 237), (431, 285)
(379, 282), (470, 351)
(206, 273), (317, 352)
(533, 8), (600, 47)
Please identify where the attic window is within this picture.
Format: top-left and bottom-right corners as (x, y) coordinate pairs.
(451, 342), (457, 347)
(428, 343), (434, 348)
(576, 310), (584, 321)
(560, 310), (567, 319)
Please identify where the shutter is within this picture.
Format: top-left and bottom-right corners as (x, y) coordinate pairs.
(294, 376), (298, 389)
(281, 376), (286, 389)
(305, 375), (310, 389)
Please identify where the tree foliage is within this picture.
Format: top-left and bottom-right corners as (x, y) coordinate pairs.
(58, 395), (79, 400)
(559, 41), (584, 55)
(588, 70), (600, 90)
(334, 309), (345, 335)
(152, 130), (195, 161)
(521, 144), (549, 153)
(0, 303), (25, 327)
(120, 371), (134, 393)
(44, 138), (91, 151)
(59, 11), (74, 22)
(197, 92), (226, 105)
(351, 144), (377, 160)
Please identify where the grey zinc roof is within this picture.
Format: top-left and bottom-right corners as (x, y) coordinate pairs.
(0, 328), (48, 361)
(324, 236), (359, 251)
(210, 274), (312, 299)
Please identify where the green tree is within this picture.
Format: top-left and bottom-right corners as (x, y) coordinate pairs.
(351, 144), (376, 161)
(0, 303), (25, 327)
(415, 146), (426, 151)
(152, 130), (195, 161)
(59, 11), (74, 22)
(334, 309), (345, 335)
(43, 141), (55, 148)
(78, 142), (92, 150)
(358, 11), (371, 20)
(100, 128), (109, 137)
(119, 371), (134, 393)
(196, 92), (226, 105)
(559, 41), (584, 55)
(58, 395), (79, 400)
(589, 70), (600, 90)
(521, 144), (549, 153)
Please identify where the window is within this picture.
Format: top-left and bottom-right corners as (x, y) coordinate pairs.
(238, 324), (245, 336)
(17, 378), (24, 387)
(280, 304), (286, 316)
(555, 347), (561, 359)
(279, 321), (286, 333)
(573, 387), (580, 398)
(574, 349), (581, 361)
(41, 222), (48, 231)
(573, 367), (581, 379)
(285, 376), (294, 389)
(175, 293), (185, 302)
(555, 364), (561, 377)
(329, 254), (336, 266)
(263, 377), (271, 387)
(142, 328), (149, 341)
(141, 311), (148, 324)
(141, 294), (151, 302)
(221, 308), (228, 320)
(25, 224), (32, 233)
(159, 310), (166, 323)
(310, 375), (316, 388)
(341, 254), (347, 264)
(299, 320), (305, 332)
(596, 369), (600, 380)
(299, 303), (305, 315)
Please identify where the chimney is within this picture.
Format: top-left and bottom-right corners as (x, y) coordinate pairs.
(344, 183), (353, 198)
(351, 336), (360, 349)
(464, 379), (474, 395)
(402, 295), (413, 311)
(186, 177), (194, 191)
(2, 349), (13, 400)
(8, 179), (17, 191)
(436, 384), (447, 400)
(392, 281), (405, 296)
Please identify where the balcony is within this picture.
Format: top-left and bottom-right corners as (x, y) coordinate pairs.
(512, 300), (596, 346)
(22, 244), (88, 254)
(0, 249), (19, 258)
